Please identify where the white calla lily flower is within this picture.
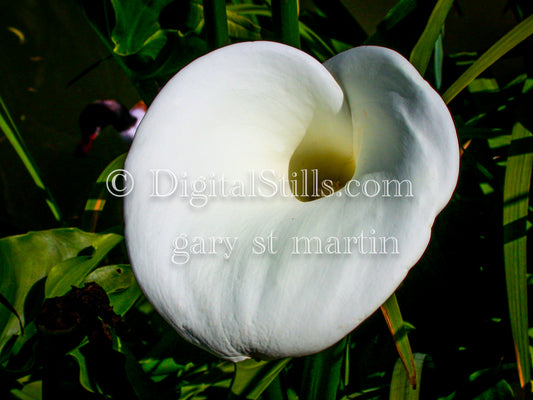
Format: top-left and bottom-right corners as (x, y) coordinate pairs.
(124, 41), (459, 362)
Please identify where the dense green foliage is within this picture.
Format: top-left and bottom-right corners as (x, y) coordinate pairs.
(0, 0), (532, 399)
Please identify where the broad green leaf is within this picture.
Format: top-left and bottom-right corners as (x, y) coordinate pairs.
(443, 14), (533, 103)
(10, 379), (42, 400)
(83, 264), (142, 315)
(83, 153), (126, 232)
(381, 294), (416, 388)
(409, 0), (454, 76)
(300, 338), (347, 400)
(503, 122), (532, 390)
(0, 229), (110, 352)
(230, 358), (290, 399)
(45, 233), (123, 298)
(389, 353), (427, 400)
(110, 0), (173, 56)
(0, 95), (62, 223)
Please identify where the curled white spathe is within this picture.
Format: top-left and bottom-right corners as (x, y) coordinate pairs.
(124, 41), (459, 362)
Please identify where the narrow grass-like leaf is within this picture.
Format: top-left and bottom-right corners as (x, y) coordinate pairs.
(389, 353), (427, 400)
(409, 0), (454, 76)
(442, 14), (533, 103)
(299, 21), (336, 61)
(69, 347), (98, 393)
(227, 4), (271, 17)
(204, 0), (230, 49)
(381, 294), (416, 388)
(0, 95), (62, 223)
(300, 337), (347, 400)
(433, 32), (444, 90)
(502, 122), (532, 391)
(271, 0), (301, 49)
(83, 153), (127, 232)
(230, 358), (290, 399)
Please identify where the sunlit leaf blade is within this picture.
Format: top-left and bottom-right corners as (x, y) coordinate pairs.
(381, 294), (416, 388)
(0, 229), (113, 351)
(9, 380), (42, 400)
(442, 14), (533, 103)
(69, 347), (98, 393)
(0, 95), (62, 223)
(83, 153), (127, 232)
(45, 233), (123, 298)
(300, 338), (347, 400)
(502, 122), (532, 391)
(227, 3), (270, 17)
(227, 10), (261, 41)
(409, 0), (453, 76)
(389, 353), (427, 400)
(230, 358), (290, 399)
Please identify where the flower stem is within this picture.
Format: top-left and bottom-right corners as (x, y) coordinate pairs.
(203, 0), (230, 50)
(271, 0), (301, 49)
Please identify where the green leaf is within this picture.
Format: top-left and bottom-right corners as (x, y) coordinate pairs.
(10, 379), (42, 400)
(204, 0), (230, 49)
(502, 122), (532, 391)
(45, 233), (123, 298)
(230, 358), (290, 399)
(83, 265), (142, 315)
(0, 292), (23, 337)
(374, 0), (416, 34)
(272, 0), (301, 48)
(227, 10), (261, 41)
(110, 0), (173, 56)
(472, 380), (514, 400)
(299, 21), (336, 62)
(0, 95), (62, 223)
(300, 338), (347, 400)
(227, 4), (271, 17)
(0, 229), (113, 352)
(442, 14), (533, 103)
(69, 347), (98, 393)
(433, 32), (444, 90)
(389, 353), (427, 400)
(381, 294), (416, 388)
(83, 153), (126, 232)
(409, 0), (454, 76)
